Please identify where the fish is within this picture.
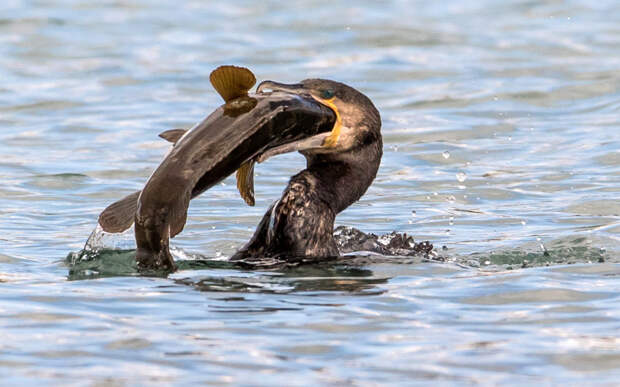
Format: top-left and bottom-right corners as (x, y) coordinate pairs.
(97, 65), (336, 271)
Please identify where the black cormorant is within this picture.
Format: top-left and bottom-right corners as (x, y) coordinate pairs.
(232, 79), (382, 261)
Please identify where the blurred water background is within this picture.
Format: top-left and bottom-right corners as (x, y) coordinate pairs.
(1, 0), (619, 384)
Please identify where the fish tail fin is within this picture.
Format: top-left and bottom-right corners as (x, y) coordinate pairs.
(209, 65), (256, 102)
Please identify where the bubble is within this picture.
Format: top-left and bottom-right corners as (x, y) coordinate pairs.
(456, 172), (467, 182)
(433, 192), (438, 196)
(521, 220), (526, 225)
(449, 216), (454, 225)
(442, 151), (450, 159)
(411, 210), (416, 216)
(484, 260), (491, 265)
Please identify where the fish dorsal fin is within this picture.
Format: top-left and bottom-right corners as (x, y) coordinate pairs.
(159, 129), (187, 144)
(98, 190), (141, 233)
(236, 160), (256, 206)
(209, 65), (256, 102)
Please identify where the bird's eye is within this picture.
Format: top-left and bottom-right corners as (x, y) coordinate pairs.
(320, 89), (335, 99)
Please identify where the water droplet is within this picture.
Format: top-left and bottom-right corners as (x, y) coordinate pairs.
(442, 245), (448, 250)
(442, 151), (450, 159)
(211, 226), (216, 229)
(508, 136), (512, 141)
(411, 210), (416, 216)
(484, 260), (491, 265)
(433, 192), (438, 196)
(447, 195), (456, 203)
(449, 216), (454, 225)
(536, 237), (541, 242)
(521, 220), (526, 226)
(456, 172), (467, 182)
(445, 229), (450, 235)
(215, 250), (222, 257)
(408, 220), (413, 224)
(426, 195), (431, 200)
(493, 96), (498, 101)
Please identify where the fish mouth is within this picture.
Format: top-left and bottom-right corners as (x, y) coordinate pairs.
(254, 80), (340, 161)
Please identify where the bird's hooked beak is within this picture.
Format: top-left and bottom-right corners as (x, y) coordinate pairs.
(256, 81), (343, 162)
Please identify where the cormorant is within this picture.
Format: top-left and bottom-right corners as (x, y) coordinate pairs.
(231, 79), (382, 261)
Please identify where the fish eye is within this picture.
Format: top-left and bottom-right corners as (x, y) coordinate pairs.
(320, 89), (335, 99)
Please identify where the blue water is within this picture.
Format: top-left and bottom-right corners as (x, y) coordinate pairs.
(1, 0), (619, 384)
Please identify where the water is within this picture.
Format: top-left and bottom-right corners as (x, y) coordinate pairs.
(1, 0), (619, 384)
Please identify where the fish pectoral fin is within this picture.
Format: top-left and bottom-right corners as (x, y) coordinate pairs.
(236, 160), (256, 206)
(209, 65), (256, 102)
(159, 129), (187, 144)
(98, 190), (141, 233)
(256, 133), (331, 164)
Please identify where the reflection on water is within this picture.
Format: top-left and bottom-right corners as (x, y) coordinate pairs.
(1, 0), (620, 384)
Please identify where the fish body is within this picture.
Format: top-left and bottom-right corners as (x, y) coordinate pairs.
(133, 92), (335, 270)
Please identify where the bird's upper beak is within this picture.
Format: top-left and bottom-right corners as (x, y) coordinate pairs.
(257, 80), (307, 95)
(256, 81), (343, 161)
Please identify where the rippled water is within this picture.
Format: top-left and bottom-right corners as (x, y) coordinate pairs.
(1, 0), (619, 384)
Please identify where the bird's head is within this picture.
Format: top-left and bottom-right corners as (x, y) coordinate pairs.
(256, 79), (381, 158)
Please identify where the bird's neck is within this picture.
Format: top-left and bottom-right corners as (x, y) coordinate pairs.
(304, 148), (381, 214)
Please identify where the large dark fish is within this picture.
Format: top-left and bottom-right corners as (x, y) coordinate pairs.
(97, 66), (335, 271)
